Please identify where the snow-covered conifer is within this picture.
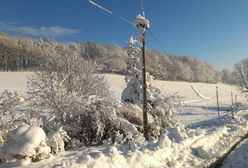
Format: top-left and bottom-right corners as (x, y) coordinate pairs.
(122, 36), (182, 134)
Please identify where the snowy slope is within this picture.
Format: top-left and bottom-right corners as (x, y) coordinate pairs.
(0, 72), (242, 104)
(106, 74), (245, 126)
(0, 72), (245, 126)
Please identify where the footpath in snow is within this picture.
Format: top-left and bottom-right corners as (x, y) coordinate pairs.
(224, 138), (248, 168)
(222, 114), (248, 168)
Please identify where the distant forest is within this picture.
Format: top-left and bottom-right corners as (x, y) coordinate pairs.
(0, 32), (233, 84)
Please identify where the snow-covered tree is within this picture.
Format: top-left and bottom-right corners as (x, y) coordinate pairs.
(233, 58), (248, 97)
(221, 69), (234, 84)
(122, 37), (182, 135)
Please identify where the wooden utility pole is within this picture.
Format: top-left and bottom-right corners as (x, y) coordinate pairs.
(231, 92), (234, 119)
(134, 15), (150, 141)
(141, 31), (149, 141)
(216, 86), (220, 118)
(88, 0), (150, 141)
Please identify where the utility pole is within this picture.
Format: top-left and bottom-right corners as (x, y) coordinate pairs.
(142, 31), (149, 141)
(135, 15), (149, 141)
(216, 86), (220, 118)
(88, 0), (151, 141)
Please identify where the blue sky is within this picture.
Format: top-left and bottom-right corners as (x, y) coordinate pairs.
(1, 0), (248, 70)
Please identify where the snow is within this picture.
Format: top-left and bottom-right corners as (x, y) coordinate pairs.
(119, 118), (139, 139)
(0, 125), (51, 167)
(190, 85), (215, 100)
(134, 15), (150, 29)
(134, 15), (149, 45)
(22, 114), (248, 168)
(8, 125), (46, 147)
(1, 72), (248, 168)
(46, 127), (70, 154)
(1, 72), (242, 107)
(224, 138), (248, 168)
(0, 72), (32, 93)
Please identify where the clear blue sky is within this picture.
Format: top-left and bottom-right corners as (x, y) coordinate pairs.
(1, 0), (248, 70)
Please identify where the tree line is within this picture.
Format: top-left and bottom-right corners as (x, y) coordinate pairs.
(0, 32), (228, 83)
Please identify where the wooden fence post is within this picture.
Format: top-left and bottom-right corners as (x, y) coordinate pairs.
(216, 86), (220, 118)
(231, 92), (234, 119)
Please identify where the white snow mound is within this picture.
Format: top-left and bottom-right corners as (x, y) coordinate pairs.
(0, 125), (51, 167)
(8, 125), (47, 156)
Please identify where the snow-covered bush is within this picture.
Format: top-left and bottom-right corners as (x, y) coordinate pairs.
(26, 44), (110, 128)
(0, 90), (28, 143)
(117, 104), (143, 129)
(0, 90), (22, 115)
(46, 127), (70, 154)
(152, 93), (182, 128)
(64, 96), (122, 146)
(25, 43), (120, 148)
(0, 125), (51, 166)
(57, 96), (143, 147)
(25, 43), (144, 147)
(233, 58), (248, 98)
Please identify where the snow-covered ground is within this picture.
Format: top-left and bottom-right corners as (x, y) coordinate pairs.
(224, 134), (248, 168)
(0, 72), (243, 104)
(0, 72), (32, 93)
(22, 114), (248, 168)
(1, 72), (248, 168)
(105, 74), (246, 126)
(1, 72), (244, 125)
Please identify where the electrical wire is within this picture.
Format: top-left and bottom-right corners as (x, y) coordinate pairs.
(147, 28), (169, 56)
(139, 0), (170, 56)
(89, 0), (135, 27)
(89, 0), (170, 57)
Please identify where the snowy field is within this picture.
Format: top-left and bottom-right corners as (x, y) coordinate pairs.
(1, 72), (248, 168)
(0, 72), (244, 126)
(105, 74), (246, 126)
(0, 72), (32, 93)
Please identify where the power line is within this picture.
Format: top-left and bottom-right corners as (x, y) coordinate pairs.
(138, 0), (169, 56)
(89, 0), (170, 57)
(89, 0), (135, 27)
(89, 0), (174, 141)
(147, 28), (169, 56)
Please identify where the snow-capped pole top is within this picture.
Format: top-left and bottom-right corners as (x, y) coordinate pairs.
(134, 14), (150, 29)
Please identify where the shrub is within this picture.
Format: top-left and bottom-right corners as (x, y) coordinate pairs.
(26, 44), (110, 133)
(0, 90), (27, 137)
